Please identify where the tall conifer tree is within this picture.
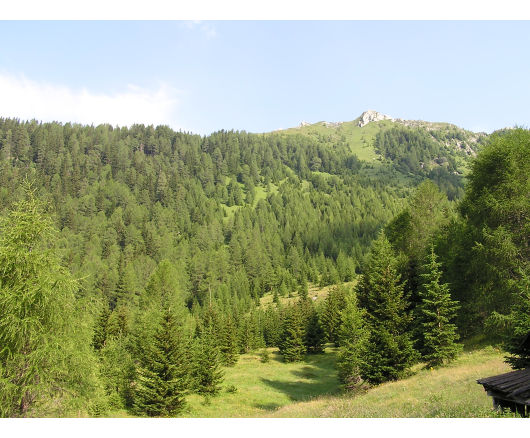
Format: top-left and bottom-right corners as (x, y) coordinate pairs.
(416, 248), (462, 367)
(336, 291), (368, 389)
(133, 308), (189, 417)
(278, 305), (306, 362)
(357, 232), (417, 384)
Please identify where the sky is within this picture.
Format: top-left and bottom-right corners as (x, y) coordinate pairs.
(0, 20), (529, 135)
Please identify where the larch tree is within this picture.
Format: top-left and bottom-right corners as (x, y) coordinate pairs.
(0, 185), (99, 417)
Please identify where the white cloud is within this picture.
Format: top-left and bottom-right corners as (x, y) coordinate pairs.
(184, 20), (218, 39)
(0, 72), (181, 128)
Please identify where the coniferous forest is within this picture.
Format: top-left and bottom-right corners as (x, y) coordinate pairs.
(0, 115), (528, 417)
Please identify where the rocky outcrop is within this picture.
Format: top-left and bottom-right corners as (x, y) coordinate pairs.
(358, 110), (394, 127)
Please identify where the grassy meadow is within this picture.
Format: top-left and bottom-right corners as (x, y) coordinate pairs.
(169, 343), (513, 418)
(180, 347), (340, 417)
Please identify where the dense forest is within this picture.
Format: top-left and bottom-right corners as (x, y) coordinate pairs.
(0, 116), (527, 417)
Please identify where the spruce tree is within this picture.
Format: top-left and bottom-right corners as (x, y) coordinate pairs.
(193, 326), (223, 396)
(336, 291), (368, 389)
(320, 286), (347, 346)
(416, 248), (462, 367)
(92, 304), (111, 350)
(501, 272), (530, 369)
(133, 308), (189, 417)
(305, 306), (325, 354)
(219, 314), (239, 367)
(278, 305), (306, 362)
(357, 232), (417, 384)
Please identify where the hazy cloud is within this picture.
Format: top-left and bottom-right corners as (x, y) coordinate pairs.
(0, 72), (181, 128)
(185, 20), (218, 39)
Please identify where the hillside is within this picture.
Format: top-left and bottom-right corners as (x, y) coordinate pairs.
(0, 114), (526, 418)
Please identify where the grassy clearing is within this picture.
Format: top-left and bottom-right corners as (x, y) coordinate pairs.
(179, 347), (340, 418)
(270, 346), (512, 418)
(109, 345), (512, 418)
(221, 182), (279, 221)
(259, 281), (357, 308)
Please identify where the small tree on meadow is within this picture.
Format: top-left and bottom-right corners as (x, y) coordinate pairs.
(320, 286), (347, 346)
(279, 305), (306, 362)
(305, 306), (325, 354)
(193, 326), (224, 396)
(133, 308), (189, 417)
(336, 291), (368, 389)
(416, 248), (462, 367)
(357, 232), (417, 384)
(219, 314), (239, 367)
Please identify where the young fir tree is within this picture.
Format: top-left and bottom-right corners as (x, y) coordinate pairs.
(92, 304), (111, 350)
(219, 314), (239, 367)
(278, 305), (306, 362)
(336, 291), (368, 389)
(193, 325), (224, 396)
(320, 286), (347, 346)
(357, 232), (417, 385)
(133, 308), (189, 417)
(499, 272), (530, 369)
(305, 306), (325, 354)
(416, 248), (462, 367)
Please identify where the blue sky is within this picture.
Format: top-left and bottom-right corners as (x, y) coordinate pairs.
(0, 21), (528, 134)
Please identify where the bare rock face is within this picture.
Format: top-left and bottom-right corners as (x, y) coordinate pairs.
(299, 121), (311, 127)
(358, 110), (394, 127)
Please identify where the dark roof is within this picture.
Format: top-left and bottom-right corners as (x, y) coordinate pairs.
(477, 368), (530, 406)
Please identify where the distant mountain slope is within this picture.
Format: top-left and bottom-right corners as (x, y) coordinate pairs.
(275, 110), (486, 168)
(270, 110), (488, 199)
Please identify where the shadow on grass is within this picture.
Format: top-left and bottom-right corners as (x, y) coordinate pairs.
(260, 352), (341, 402)
(254, 402), (282, 411)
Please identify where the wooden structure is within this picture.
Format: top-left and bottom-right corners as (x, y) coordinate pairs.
(477, 367), (530, 417)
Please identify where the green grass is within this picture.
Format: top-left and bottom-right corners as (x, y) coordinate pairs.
(108, 345), (513, 418)
(179, 347), (340, 417)
(260, 281), (357, 308)
(270, 346), (512, 418)
(278, 119), (396, 162)
(221, 182), (279, 221)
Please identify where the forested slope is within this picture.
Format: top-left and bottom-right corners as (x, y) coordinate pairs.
(2, 115), (526, 418)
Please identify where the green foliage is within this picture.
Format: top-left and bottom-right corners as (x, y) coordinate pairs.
(320, 286), (348, 346)
(279, 305), (306, 362)
(259, 348), (270, 363)
(416, 248), (462, 367)
(336, 291), (368, 389)
(357, 232), (417, 384)
(98, 337), (135, 409)
(0, 116), (492, 417)
(490, 272), (530, 369)
(193, 327), (224, 396)
(443, 128), (530, 335)
(304, 306), (325, 354)
(133, 308), (189, 417)
(0, 186), (99, 417)
(219, 314), (239, 367)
